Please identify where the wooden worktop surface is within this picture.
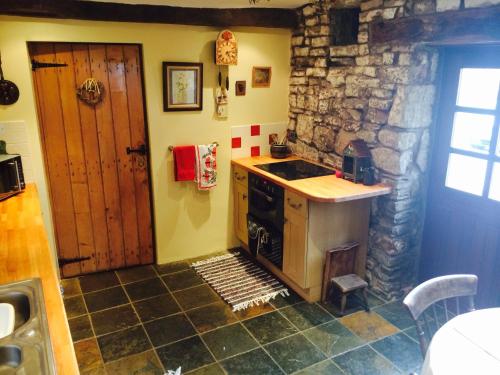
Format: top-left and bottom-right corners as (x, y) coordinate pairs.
(0, 184), (79, 374)
(232, 155), (391, 202)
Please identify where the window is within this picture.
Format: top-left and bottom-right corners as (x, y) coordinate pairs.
(444, 68), (500, 202)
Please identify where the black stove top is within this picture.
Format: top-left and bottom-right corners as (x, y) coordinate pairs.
(255, 160), (335, 181)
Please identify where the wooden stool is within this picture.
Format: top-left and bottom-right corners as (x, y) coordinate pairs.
(321, 242), (370, 315)
(331, 274), (369, 315)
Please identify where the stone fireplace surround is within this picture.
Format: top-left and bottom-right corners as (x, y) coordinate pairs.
(287, 0), (500, 300)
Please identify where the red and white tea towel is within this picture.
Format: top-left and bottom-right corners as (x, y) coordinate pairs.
(195, 143), (217, 190)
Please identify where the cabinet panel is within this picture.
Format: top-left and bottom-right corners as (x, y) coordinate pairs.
(283, 210), (307, 288)
(285, 190), (308, 218)
(234, 182), (248, 245)
(233, 165), (248, 187)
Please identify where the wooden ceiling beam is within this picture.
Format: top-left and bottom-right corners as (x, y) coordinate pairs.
(0, 0), (298, 28)
(370, 6), (500, 45)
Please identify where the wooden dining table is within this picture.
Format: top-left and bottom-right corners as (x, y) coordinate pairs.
(421, 308), (500, 375)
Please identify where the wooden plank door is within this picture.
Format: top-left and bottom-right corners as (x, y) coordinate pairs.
(420, 46), (500, 307)
(29, 42), (154, 277)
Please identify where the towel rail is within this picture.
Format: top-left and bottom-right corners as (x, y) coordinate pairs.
(168, 142), (219, 151)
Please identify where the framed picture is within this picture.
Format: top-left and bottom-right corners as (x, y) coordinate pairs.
(252, 66), (272, 88)
(235, 80), (246, 96)
(163, 62), (203, 111)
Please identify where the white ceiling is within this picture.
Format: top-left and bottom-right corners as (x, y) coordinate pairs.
(88, 0), (310, 8)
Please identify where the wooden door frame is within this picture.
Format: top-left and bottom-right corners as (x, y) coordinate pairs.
(28, 41), (157, 272)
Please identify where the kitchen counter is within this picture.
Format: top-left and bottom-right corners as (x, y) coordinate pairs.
(232, 155), (391, 202)
(0, 184), (79, 374)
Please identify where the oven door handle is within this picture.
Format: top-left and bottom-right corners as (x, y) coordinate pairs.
(250, 187), (275, 204)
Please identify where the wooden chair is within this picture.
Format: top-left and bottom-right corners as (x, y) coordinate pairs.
(403, 274), (478, 358)
(321, 242), (370, 315)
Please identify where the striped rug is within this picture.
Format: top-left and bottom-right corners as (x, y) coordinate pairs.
(191, 252), (289, 312)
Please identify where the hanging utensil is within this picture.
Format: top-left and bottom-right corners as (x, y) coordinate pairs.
(0, 52), (19, 105)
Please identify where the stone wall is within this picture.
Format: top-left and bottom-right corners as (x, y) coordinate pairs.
(288, 0), (500, 299)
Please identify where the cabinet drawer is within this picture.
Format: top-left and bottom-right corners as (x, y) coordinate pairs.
(285, 190), (308, 218)
(233, 165), (248, 186)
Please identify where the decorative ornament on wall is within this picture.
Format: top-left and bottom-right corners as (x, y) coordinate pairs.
(77, 78), (104, 106)
(215, 29), (238, 66)
(0, 53), (20, 106)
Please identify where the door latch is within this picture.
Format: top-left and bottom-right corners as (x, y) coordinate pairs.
(126, 144), (147, 155)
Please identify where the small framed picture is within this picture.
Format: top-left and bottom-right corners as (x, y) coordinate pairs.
(163, 62), (203, 111)
(252, 66), (272, 88)
(235, 80), (246, 96)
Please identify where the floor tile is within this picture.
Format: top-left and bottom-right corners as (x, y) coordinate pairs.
(174, 284), (220, 310)
(116, 265), (157, 284)
(144, 313), (196, 347)
(186, 301), (238, 333)
(162, 269), (204, 291)
(374, 301), (415, 330)
(270, 290), (303, 309)
(295, 360), (345, 375)
(104, 349), (164, 375)
(155, 261), (190, 275)
(64, 295), (87, 318)
(321, 291), (385, 317)
(74, 338), (103, 372)
(133, 293), (181, 322)
(156, 336), (214, 373)
(69, 314), (94, 342)
(280, 302), (333, 330)
(124, 277), (167, 301)
(265, 333), (326, 374)
(186, 363), (225, 375)
(201, 323), (258, 360)
(80, 271), (120, 293)
(97, 325), (151, 363)
(81, 366), (106, 375)
(243, 310), (298, 344)
(61, 278), (82, 298)
(333, 345), (401, 375)
(234, 302), (275, 321)
(84, 286), (128, 313)
(91, 304), (139, 336)
(220, 348), (282, 375)
(304, 320), (365, 357)
(371, 332), (422, 373)
(339, 311), (399, 341)
(403, 326), (420, 343)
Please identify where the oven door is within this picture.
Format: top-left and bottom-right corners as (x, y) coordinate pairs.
(249, 186), (284, 227)
(0, 158), (22, 201)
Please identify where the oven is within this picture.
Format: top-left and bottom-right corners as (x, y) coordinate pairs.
(247, 172), (284, 269)
(0, 154), (25, 201)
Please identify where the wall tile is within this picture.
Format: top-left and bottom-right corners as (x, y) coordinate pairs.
(0, 121), (33, 182)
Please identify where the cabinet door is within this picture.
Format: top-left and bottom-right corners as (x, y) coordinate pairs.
(283, 210), (307, 288)
(234, 182), (248, 245)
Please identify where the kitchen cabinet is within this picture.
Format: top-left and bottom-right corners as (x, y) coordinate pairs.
(283, 203), (307, 288)
(233, 166), (248, 245)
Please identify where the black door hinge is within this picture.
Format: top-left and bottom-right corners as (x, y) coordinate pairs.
(31, 59), (68, 71)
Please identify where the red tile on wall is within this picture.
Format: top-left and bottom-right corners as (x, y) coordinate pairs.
(232, 137), (242, 149)
(251, 124), (261, 136)
(251, 146), (260, 157)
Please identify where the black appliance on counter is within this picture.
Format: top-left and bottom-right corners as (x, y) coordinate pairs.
(255, 159), (335, 181)
(0, 154), (25, 201)
(247, 172), (284, 269)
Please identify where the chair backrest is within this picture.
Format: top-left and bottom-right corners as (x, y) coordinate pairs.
(403, 274), (478, 357)
(321, 242), (359, 302)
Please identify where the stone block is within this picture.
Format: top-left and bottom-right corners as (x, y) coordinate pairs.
(378, 128), (419, 150)
(314, 58), (328, 67)
(369, 98), (392, 110)
(357, 129), (377, 143)
(291, 36), (304, 46)
(436, 0), (460, 11)
(365, 108), (388, 124)
(344, 98), (367, 109)
(379, 66), (410, 84)
(330, 45), (360, 57)
(311, 37), (330, 47)
(326, 70), (346, 87)
(343, 121), (362, 132)
(361, 0), (383, 11)
(371, 88), (394, 99)
(296, 114), (315, 143)
(306, 67), (327, 77)
(310, 47), (328, 56)
(289, 76), (307, 85)
(358, 44), (370, 56)
(384, 0), (405, 6)
(313, 126), (337, 152)
(383, 7), (398, 19)
(382, 52), (395, 65)
(331, 57), (356, 67)
(359, 9), (383, 23)
(305, 16), (319, 27)
(294, 47), (310, 57)
(388, 85), (436, 128)
(302, 4), (317, 16)
(355, 55), (383, 66)
(335, 129), (358, 154)
(398, 53), (411, 66)
(416, 129), (430, 172)
(372, 147), (413, 175)
(358, 31), (369, 44)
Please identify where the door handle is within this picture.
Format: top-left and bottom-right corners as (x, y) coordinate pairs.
(126, 144), (147, 155)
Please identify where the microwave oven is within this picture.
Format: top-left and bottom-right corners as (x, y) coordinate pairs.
(0, 154), (25, 201)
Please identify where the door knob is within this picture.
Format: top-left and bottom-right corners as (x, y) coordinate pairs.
(126, 144), (147, 155)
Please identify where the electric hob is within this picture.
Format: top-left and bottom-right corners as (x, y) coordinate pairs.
(255, 159), (335, 181)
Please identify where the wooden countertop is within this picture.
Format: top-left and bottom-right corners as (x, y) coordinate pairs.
(232, 155), (391, 202)
(0, 184), (79, 374)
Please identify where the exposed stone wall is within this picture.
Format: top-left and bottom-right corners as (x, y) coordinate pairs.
(287, 0), (459, 299)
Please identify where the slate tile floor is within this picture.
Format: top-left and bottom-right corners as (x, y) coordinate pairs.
(62, 255), (423, 375)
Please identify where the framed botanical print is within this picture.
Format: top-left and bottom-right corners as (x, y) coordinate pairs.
(163, 62), (203, 111)
(252, 66), (272, 88)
